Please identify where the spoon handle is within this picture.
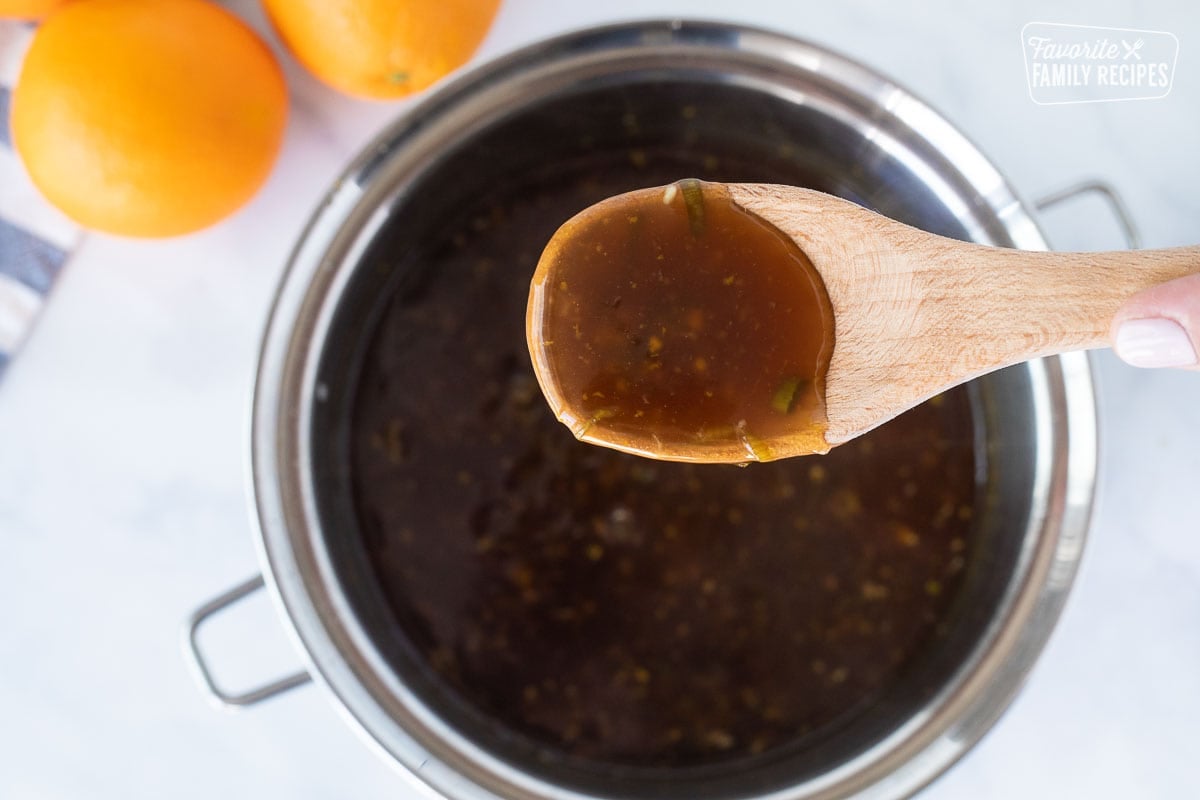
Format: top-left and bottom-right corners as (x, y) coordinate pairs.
(922, 243), (1200, 361)
(822, 240), (1200, 445)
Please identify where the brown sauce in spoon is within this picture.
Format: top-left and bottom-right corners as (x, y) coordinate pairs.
(527, 179), (834, 463)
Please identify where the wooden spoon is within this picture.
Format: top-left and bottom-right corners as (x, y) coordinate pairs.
(526, 180), (1199, 463)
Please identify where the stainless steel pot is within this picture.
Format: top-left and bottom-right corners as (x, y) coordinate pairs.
(187, 20), (1102, 800)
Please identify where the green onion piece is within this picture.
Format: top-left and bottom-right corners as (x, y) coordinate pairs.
(679, 178), (705, 236)
(771, 377), (802, 414)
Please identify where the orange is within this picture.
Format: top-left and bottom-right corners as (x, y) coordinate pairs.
(262, 0), (501, 100)
(10, 0), (288, 237)
(0, 0), (74, 19)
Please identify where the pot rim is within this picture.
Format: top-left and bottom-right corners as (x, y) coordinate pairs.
(250, 19), (1096, 800)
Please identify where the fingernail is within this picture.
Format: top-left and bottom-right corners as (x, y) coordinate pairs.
(1114, 318), (1198, 368)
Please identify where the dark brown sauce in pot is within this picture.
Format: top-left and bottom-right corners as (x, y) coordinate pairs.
(527, 179), (834, 461)
(351, 156), (978, 768)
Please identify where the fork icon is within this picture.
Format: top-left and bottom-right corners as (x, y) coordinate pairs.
(1122, 38), (1145, 60)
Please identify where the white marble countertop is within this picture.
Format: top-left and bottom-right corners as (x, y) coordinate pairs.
(1, 0), (1198, 797)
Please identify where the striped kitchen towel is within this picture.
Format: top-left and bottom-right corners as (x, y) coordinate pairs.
(0, 21), (81, 381)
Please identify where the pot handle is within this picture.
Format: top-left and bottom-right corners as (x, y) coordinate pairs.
(1034, 179), (1141, 250)
(183, 574), (312, 709)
